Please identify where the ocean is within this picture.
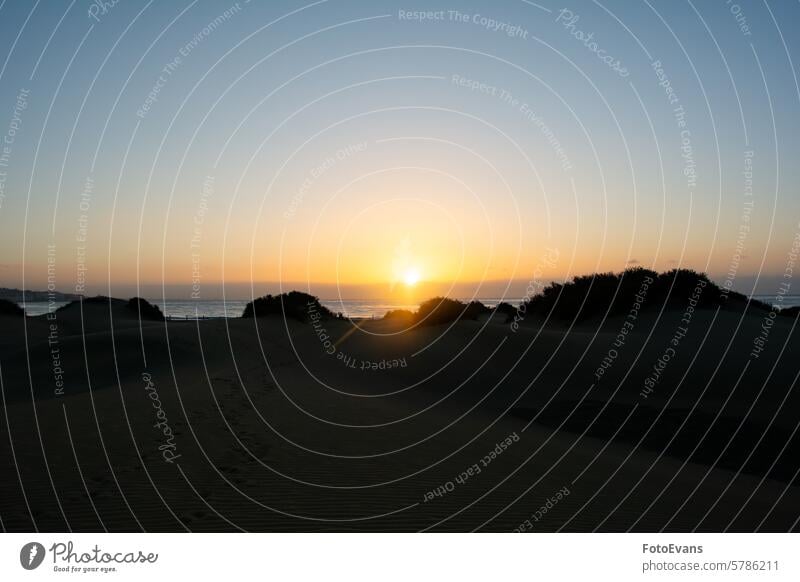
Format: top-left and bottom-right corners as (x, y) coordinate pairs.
(18, 295), (800, 319)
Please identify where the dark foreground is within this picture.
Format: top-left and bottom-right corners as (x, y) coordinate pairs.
(1, 300), (799, 531)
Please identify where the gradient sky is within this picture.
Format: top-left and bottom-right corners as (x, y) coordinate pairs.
(0, 0), (798, 300)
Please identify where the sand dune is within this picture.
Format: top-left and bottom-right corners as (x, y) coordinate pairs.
(1, 299), (798, 531)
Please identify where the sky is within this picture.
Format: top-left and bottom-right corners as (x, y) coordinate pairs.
(0, 0), (798, 300)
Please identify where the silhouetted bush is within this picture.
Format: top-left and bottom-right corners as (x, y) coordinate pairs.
(464, 300), (491, 320)
(415, 297), (465, 326)
(0, 298), (24, 317)
(127, 297), (164, 321)
(82, 295), (115, 304)
(242, 291), (333, 322)
(780, 305), (800, 318)
(517, 268), (769, 323)
(383, 309), (415, 322)
(414, 297), (489, 326)
(494, 302), (517, 316)
(56, 296), (127, 311)
(649, 269), (712, 307)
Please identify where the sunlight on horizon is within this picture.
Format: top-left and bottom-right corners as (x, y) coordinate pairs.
(402, 267), (421, 287)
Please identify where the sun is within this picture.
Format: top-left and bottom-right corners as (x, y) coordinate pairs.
(403, 267), (421, 286)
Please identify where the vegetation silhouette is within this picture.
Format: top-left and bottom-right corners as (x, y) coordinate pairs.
(56, 296), (124, 311)
(0, 298), (25, 317)
(388, 297), (491, 327)
(465, 300), (492, 319)
(515, 267), (769, 322)
(494, 301), (517, 317)
(383, 308), (415, 323)
(242, 291), (334, 322)
(244, 268), (780, 327)
(127, 297), (164, 321)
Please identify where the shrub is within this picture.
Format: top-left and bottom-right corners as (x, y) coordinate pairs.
(242, 291), (333, 322)
(516, 268), (765, 323)
(56, 295), (124, 311)
(414, 297), (489, 326)
(415, 297), (466, 326)
(464, 300), (491, 319)
(780, 305), (800, 318)
(494, 302), (517, 316)
(383, 309), (415, 322)
(82, 295), (115, 304)
(127, 297), (164, 321)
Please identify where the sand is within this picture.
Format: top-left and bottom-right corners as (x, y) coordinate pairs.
(1, 300), (799, 531)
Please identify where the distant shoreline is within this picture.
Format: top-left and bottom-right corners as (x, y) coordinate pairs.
(0, 287), (82, 303)
(15, 294), (800, 319)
